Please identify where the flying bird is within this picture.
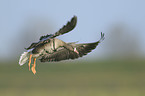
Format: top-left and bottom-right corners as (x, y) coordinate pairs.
(19, 16), (105, 74)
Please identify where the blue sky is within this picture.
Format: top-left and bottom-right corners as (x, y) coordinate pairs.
(0, 0), (145, 60)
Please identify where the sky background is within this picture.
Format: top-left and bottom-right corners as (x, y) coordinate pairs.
(0, 0), (145, 61)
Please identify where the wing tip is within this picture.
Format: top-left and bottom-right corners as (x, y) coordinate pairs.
(73, 15), (77, 20)
(71, 15), (77, 27)
(99, 32), (105, 43)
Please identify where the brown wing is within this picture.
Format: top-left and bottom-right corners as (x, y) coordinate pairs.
(39, 16), (77, 40)
(40, 47), (77, 62)
(39, 32), (105, 62)
(39, 41), (100, 62)
(26, 16), (77, 50)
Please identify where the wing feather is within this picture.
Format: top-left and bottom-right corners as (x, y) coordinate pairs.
(25, 16), (77, 50)
(39, 16), (77, 40)
(39, 32), (104, 62)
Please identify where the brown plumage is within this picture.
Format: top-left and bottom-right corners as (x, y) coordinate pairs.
(40, 33), (104, 62)
(19, 16), (105, 74)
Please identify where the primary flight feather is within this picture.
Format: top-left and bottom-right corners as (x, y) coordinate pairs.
(19, 16), (105, 74)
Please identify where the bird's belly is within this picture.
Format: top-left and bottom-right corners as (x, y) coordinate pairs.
(32, 46), (54, 58)
(44, 43), (55, 53)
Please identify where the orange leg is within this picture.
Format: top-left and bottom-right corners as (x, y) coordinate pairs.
(31, 58), (36, 75)
(28, 54), (32, 71)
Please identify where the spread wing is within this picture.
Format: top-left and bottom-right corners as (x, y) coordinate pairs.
(39, 16), (77, 40)
(40, 32), (105, 62)
(40, 47), (78, 62)
(25, 16), (77, 50)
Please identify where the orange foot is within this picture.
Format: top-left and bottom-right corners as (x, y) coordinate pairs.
(31, 58), (36, 75)
(31, 65), (36, 74)
(28, 54), (32, 71)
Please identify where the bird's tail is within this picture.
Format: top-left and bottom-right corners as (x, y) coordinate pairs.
(19, 52), (30, 66)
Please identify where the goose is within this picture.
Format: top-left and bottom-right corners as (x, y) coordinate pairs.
(19, 16), (105, 74)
